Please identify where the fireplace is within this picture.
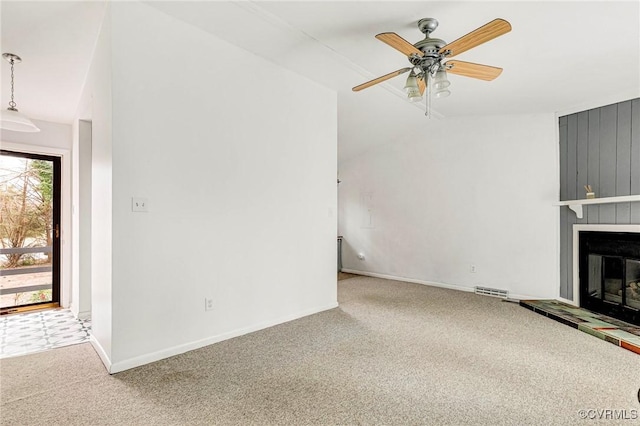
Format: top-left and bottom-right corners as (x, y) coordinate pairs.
(578, 231), (640, 326)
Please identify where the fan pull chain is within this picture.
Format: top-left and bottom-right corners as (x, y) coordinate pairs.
(425, 73), (432, 118)
(9, 59), (17, 110)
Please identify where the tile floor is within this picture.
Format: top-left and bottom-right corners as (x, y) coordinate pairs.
(0, 309), (91, 359)
(521, 299), (640, 355)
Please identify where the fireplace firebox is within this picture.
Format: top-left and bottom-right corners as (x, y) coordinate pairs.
(579, 231), (640, 326)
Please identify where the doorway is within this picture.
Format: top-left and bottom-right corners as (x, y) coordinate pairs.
(0, 150), (61, 313)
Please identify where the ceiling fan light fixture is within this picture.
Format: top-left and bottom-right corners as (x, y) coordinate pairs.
(404, 73), (423, 102)
(353, 17), (512, 118)
(434, 89), (451, 99)
(433, 69), (450, 90)
(1, 53), (39, 133)
(407, 88), (423, 103)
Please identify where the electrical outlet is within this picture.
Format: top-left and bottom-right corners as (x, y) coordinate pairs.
(132, 197), (148, 212)
(470, 265), (477, 273)
(205, 297), (214, 312)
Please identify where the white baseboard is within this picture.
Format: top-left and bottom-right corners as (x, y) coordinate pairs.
(557, 296), (578, 307)
(89, 335), (112, 374)
(341, 269), (474, 293)
(108, 301), (339, 374)
(341, 269), (546, 301)
(507, 293), (543, 301)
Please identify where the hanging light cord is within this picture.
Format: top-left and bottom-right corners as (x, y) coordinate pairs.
(8, 58), (17, 111)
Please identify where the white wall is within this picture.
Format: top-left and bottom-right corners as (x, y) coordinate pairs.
(76, 119), (92, 319)
(72, 3), (112, 366)
(1, 120), (73, 308)
(103, 2), (336, 372)
(339, 113), (558, 300)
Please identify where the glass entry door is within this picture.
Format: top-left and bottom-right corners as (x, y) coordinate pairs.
(0, 150), (61, 312)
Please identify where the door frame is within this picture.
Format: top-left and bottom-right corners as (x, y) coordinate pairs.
(1, 149), (61, 311)
(0, 142), (72, 310)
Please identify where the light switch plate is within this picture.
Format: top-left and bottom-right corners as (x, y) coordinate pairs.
(205, 297), (214, 312)
(132, 197), (148, 212)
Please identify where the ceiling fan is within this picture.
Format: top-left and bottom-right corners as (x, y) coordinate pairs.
(352, 17), (512, 113)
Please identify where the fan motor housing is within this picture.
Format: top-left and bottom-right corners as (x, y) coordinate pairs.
(414, 18), (446, 57)
(414, 37), (447, 57)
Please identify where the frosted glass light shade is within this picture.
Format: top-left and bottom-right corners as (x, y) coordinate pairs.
(404, 74), (423, 102)
(407, 87), (423, 102)
(0, 108), (40, 132)
(433, 70), (450, 90)
(434, 89), (451, 98)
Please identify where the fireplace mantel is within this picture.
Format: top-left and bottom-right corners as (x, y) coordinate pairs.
(555, 195), (640, 219)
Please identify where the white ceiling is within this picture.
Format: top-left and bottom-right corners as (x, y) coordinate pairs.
(0, 1), (107, 125)
(2, 1), (639, 162)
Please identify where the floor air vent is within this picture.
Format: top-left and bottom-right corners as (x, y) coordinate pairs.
(474, 286), (508, 299)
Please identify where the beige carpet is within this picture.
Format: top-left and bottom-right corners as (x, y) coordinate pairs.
(1, 277), (638, 425)
(337, 272), (358, 281)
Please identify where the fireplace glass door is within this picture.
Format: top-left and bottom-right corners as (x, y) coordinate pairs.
(580, 231), (640, 326)
(587, 254), (602, 299)
(585, 255), (640, 319)
(603, 257), (623, 305)
(626, 260), (640, 310)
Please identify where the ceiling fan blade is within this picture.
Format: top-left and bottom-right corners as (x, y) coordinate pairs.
(445, 60), (503, 81)
(352, 67), (411, 92)
(439, 19), (511, 58)
(375, 32), (424, 57)
(418, 77), (426, 95)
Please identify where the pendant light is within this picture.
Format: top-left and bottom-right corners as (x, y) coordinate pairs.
(1, 53), (40, 132)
